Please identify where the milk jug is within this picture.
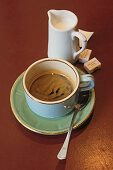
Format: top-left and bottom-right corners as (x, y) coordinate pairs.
(48, 9), (87, 63)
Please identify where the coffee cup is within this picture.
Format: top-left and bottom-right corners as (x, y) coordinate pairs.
(23, 58), (94, 118)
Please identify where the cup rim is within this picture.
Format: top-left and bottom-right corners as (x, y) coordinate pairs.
(23, 58), (80, 105)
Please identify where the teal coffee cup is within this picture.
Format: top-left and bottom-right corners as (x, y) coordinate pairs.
(23, 58), (94, 118)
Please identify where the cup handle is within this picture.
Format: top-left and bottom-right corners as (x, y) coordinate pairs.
(79, 74), (95, 91)
(71, 31), (87, 60)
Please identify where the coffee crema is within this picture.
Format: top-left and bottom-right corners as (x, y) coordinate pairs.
(29, 70), (74, 102)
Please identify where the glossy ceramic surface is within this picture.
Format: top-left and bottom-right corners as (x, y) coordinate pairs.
(48, 9), (87, 63)
(10, 68), (95, 135)
(23, 58), (94, 118)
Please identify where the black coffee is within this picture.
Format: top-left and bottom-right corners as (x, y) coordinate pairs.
(29, 71), (74, 102)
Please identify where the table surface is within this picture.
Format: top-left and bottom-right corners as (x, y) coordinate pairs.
(0, 0), (113, 169)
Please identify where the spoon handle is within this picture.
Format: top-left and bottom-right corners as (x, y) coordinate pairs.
(57, 106), (79, 160)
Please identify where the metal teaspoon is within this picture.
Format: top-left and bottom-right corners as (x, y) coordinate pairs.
(57, 91), (90, 160)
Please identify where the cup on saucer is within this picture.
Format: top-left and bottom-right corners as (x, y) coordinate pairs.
(23, 58), (94, 118)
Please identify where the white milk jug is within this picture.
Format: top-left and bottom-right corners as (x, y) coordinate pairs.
(47, 9), (87, 63)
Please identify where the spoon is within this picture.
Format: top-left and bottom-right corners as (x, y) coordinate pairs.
(57, 91), (90, 160)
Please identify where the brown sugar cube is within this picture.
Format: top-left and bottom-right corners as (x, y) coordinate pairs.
(84, 57), (101, 73)
(78, 49), (92, 63)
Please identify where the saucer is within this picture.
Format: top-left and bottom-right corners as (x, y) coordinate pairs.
(10, 68), (95, 135)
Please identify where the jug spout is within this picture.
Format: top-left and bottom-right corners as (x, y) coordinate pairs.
(47, 9), (78, 30)
(48, 9), (68, 30)
(47, 9), (58, 27)
(47, 9), (57, 18)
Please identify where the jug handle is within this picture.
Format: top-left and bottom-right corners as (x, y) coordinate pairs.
(71, 31), (87, 60)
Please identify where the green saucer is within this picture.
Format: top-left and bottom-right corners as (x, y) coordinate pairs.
(10, 68), (95, 135)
